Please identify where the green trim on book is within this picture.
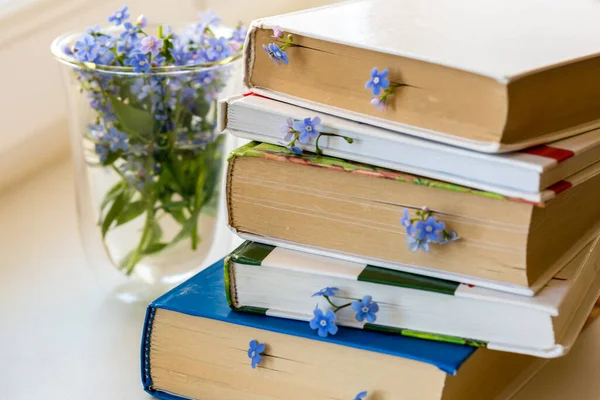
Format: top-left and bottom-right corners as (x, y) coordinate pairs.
(229, 241), (276, 266)
(228, 141), (509, 201)
(400, 329), (487, 348)
(363, 323), (487, 348)
(235, 306), (268, 315)
(227, 140), (262, 161)
(358, 265), (460, 295)
(223, 256), (234, 308)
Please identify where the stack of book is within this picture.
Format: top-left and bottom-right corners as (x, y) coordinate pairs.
(141, 1), (600, 399)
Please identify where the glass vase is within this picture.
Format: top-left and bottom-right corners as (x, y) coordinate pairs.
(51, 29), (241, 301)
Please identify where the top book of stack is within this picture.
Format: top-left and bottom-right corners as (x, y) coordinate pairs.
(243, 0), (600, 153)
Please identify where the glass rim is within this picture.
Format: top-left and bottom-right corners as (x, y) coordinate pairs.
(50, 28), (243, 76)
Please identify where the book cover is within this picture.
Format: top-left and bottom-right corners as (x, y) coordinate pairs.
(222, 93), (600, 202)
(243, 0), (600, 152)
(141, 258), (477, 399)
(224, 239), (600, 357)
(226, 141), (600, 295)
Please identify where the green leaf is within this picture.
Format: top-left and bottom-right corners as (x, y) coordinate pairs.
(119, 212), (162, 273)
(167, 208), (187, 225)
(149, 219), (163, 244)
(115, 201), (146, 226)
(101, 189), (132, 238)
(143, 242), (168, 255)
(159, 201), (187, 212)
(101, 150), (122, 166)
(109, 95), (155, 138)
(169, 213), (200, 248)
(194, 162), (208, 212)
(100, 181), (126, 212)
(118, 250), (138, 273)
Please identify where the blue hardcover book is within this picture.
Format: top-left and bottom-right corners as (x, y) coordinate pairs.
(141, 258), (537, 400)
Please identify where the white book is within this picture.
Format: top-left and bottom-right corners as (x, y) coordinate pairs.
(243, 0), (600, 153)
(221, 94), (600, 203)
(226, 237), (600, 358)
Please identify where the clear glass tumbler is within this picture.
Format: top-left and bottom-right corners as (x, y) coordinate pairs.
(51, 28), (241, 301)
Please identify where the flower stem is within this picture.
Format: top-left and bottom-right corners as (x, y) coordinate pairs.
(190, 221), (198, 250)
(324, 295), (352, 313)
(125, 203), (154, 275)
(334, 303), (352, 312)
(314, 134), (324, 155)
(315, 132), (354, 155)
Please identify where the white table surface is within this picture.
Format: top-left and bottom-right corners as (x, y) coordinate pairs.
(1, 159), (599, 399)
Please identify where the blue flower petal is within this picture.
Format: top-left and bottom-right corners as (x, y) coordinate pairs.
(351, 300), (362, 311)
(369, 302), (379, 313)
(309, 318), (320, 330)
(362, 295), (372, 305)
(370, 67), (379, 78)
(317, 326), (328, 337)
(366, 312), (377, 323)
(290, 146), (303, 154)
(400, 209), (411, 227)
(256, 343), (265, 353)
(406, 238), (419, 252)
(328, 323), (338, 335)
(422, 241), (431, 252)
(371, 85), (381, 96)
(298, 131), (311, 143)
(355, 311), (365, 322)
(312, 116), (322, 131)
(324, 310), (336, 322)
(292, 120), (305, 132)
(354, 391), (368, 400)
(380, 77), (390, 90)
(380, 69), (389, 78)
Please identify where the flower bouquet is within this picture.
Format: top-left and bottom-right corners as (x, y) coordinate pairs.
(52, 7), (244, 285)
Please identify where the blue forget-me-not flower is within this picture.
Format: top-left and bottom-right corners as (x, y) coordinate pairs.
(351, 295), (379, 323)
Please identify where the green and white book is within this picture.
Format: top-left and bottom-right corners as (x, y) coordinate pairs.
(225, 238), (600, 358)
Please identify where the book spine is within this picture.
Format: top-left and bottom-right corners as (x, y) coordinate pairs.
(223, 255), (235, 309)
(140, 305), (194, 400)
(242, 22), (259, 91)
(140, 305), (157, 395)
(225, 148), (238, 232)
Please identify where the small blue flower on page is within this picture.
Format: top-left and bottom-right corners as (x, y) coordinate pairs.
(421, 216), (445, 242)
(312, 287), (339, 297)
(401, 207), (458, 252)
(293, 117), (321, 143)
(365, 67), (389, 96)
(351, 295), (379, 323)
(354, 391), (368, 400)
(281, 117), (295, 142)
(405, 234), (431, 253)
(248, 340), (265, 369)
(309, 307), (338, 337)
(263, 43), (289, 65)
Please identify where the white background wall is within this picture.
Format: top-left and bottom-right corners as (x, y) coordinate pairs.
(0, 0), (339, 193)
